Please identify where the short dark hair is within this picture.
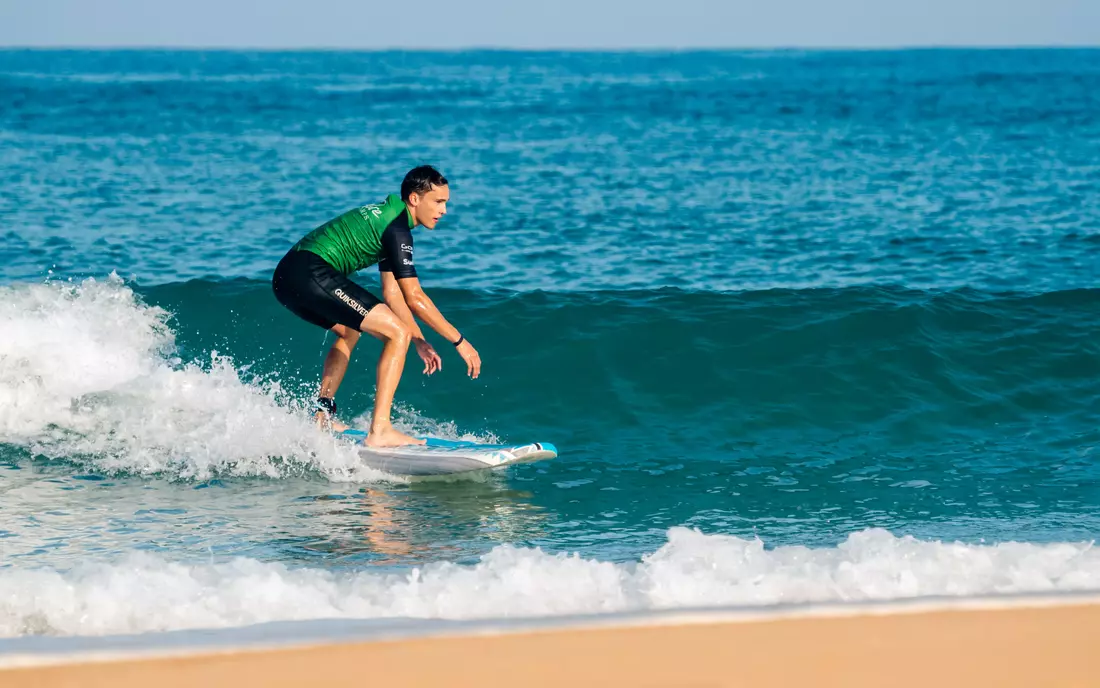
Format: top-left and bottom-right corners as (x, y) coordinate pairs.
(401, 165), (448, 201)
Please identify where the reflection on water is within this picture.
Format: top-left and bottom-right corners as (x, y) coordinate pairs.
(0, 455), (552, 570)
(298, 478), (552, 567)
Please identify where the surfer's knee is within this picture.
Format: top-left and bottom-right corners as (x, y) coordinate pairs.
(341, 329), (361, 347)
(331, 324), (361, 347)
(360, 305), (411, 347)
(389, 323), (412, 348)
(376, 314), (411, 348)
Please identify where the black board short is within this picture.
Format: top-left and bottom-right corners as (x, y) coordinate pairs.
(272, 249), (381, 330)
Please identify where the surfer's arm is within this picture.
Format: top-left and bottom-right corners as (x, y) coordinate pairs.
(380, 271), (426, 339)
(377, 226), (479, 377)
(377, 225), (460, 344)
(395, 276), (481, 377)
(392, 276), (462, 344)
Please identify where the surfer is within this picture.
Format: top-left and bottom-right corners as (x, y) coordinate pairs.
(271, 165), (481, 447)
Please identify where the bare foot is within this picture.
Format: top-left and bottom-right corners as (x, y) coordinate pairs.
(364, 425), (425, 448)
(315, 412), (349, 433)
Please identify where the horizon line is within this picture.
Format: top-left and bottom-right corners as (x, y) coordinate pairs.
(2, 43), (1099, 52)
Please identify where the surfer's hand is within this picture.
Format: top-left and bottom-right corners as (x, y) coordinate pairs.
(456, 339), (481, 379)
(414, 338), (442, 375)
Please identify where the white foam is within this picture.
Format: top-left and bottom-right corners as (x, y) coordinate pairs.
(0, 277), (391, 481)
(2, 528), (1099, 638)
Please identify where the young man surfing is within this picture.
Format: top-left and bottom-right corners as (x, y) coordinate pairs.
(272, 166), (481, 447)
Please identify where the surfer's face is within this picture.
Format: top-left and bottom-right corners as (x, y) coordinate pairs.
(409, 185), (449, 229)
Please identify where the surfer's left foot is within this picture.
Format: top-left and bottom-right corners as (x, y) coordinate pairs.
(365, 425), (425, 447)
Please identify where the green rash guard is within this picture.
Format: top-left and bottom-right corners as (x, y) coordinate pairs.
(292, 194), (415, 276)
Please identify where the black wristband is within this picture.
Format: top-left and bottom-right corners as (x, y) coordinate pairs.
(453, 334), (464, 347)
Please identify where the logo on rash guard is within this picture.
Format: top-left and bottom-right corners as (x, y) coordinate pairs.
(358, 204), (383, 221)
(400, 244), (413, 253)
(334, 288), (370, 316)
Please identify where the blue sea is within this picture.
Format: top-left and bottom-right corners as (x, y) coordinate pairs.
(1, 49), (1099, 638)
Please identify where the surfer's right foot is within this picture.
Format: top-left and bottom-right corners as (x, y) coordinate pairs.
(365, 425), (425, 448)
(313, 396), (347, 432)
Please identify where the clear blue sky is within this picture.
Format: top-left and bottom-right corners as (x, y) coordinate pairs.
(1, 0), (1098, 49)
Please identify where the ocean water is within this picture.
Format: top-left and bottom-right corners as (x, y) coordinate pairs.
(1, 49), (1099, 639)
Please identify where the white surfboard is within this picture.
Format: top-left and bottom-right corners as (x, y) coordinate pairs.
(340, 430), (557, 477)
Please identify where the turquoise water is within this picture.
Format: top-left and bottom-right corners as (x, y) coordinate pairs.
(1, 49), (1100, 638)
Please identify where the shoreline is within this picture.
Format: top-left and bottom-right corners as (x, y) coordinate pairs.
(5, 593), (1100, 686)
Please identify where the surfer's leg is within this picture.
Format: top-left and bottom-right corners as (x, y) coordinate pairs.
(276, 253), (383, 430)
(357, 305), (424, 447)
(310, 325), (361, 431)
(319, 325), (360, 399)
